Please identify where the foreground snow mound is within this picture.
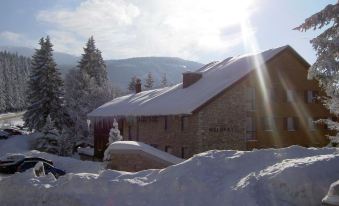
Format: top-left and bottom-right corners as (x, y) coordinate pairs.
(1, 146), (339, 206)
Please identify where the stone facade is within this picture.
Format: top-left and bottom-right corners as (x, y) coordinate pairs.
(91, 47), (331, 160)
(121, 81), (248, 158)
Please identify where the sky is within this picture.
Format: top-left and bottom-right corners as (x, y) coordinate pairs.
(0, 0), (336, 63)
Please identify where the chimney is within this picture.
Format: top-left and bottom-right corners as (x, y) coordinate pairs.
(135, 78), (141, 93)
(182, 72), (202, 88)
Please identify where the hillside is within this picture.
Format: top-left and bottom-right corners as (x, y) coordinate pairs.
(105, 57), (203, 89)
(0, 46), (203, 90)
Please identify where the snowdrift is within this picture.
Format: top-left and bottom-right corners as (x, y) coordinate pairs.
(1, 146), (339, 206)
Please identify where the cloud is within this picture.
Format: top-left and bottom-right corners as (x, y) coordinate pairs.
(0, 31), (35, 47)
(37, 0), (255, 62)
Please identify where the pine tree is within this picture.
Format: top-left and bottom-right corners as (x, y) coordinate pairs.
(59, 127), (74, 156)
(108, 119), (123, 145)
(128, 76), (137, 92)
(144, 72), (154, 90)
(295, 2), (339, 145)
(161, 73), (168, 87)
(78, 36), (108, 86)
(23, 37), (70, 131)
(65, 36), (113, 145)
(65, 69), (96, 144)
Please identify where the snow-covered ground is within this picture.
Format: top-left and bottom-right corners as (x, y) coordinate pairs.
(0, 112), (25, 129)
(0, 135), (338, 205)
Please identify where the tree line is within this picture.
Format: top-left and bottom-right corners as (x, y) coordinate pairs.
(127, 72), (169, 92)
(0, 52), (31, 113)
(22, 36), (113, 156)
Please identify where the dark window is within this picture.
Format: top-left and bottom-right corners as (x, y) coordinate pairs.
(305, 90), (318, 103)
(283, 117), (298, 131)
(18, 161), (38, 172)
(164, 116), (168, 131)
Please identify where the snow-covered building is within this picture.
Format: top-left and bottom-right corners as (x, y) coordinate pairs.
(88, 45), (332, 159)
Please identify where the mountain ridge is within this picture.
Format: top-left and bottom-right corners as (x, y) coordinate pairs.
(0, 46), (204, 89)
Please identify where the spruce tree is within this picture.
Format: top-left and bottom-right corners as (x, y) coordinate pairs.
(65, 36), (113, 145)
(23, 37), (70, 131)
(161, 73), (168, 87)
(128, 76), (137, 92)
(78, 36), (108, 86)
(295, 2), (339, 145)
(33, 115), (60, 154)
(144, 72), (154, 90)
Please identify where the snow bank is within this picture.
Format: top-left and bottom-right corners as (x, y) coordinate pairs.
(104, 141), (183, 164)
(1, 146), (339, 206)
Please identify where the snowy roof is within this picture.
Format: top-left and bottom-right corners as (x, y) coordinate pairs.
(104, 141), (183, 164)
(88, 45), (290, 117)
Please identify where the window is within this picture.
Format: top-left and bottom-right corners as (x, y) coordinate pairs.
(306, 90), (318, 103)
(245, 87), (256, 111)
(262, 117), (274, 131)
(245, 117), (256, 140)
(308, 117), (315, 131)
(284, 117), (298, 131)
(286, 90), (295, 102)
(165, 146), (173, 154)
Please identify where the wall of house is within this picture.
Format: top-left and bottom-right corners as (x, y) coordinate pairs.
(122, 82), (248, 158)
(244, 48), (331, 148)
(194, 82), (248, 153)
(122, 115), (200, 158)
(92, 48), (331, 160)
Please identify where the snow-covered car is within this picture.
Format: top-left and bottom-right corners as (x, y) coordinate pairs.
(0, 156), (54, 174)
(323, 180), (339, 206)
(3, 128), (23, 136)
(17, 160), (66, 178)
(0, 130), (10, 139)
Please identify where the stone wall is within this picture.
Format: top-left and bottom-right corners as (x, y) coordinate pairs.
(195, 82), (248, 153)
(122, 82), (248, 158)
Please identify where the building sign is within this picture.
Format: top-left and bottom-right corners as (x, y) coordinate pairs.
(208, 121), (240, 133)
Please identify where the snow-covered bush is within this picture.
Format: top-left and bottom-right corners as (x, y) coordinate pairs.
(32, 115), (60, 154)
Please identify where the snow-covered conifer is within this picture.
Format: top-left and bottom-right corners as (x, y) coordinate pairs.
(78, 36), (108, 86)
(59, 127), (74, 156)
(32, 115), (60, 154)
(144, 72), (154, 90)
(128, 76), (137, 92)
(295, 2), (339, 145)
(161, 73), (168, 87)
(23, 37), (70, 131)
(65, 36), (113, 145)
